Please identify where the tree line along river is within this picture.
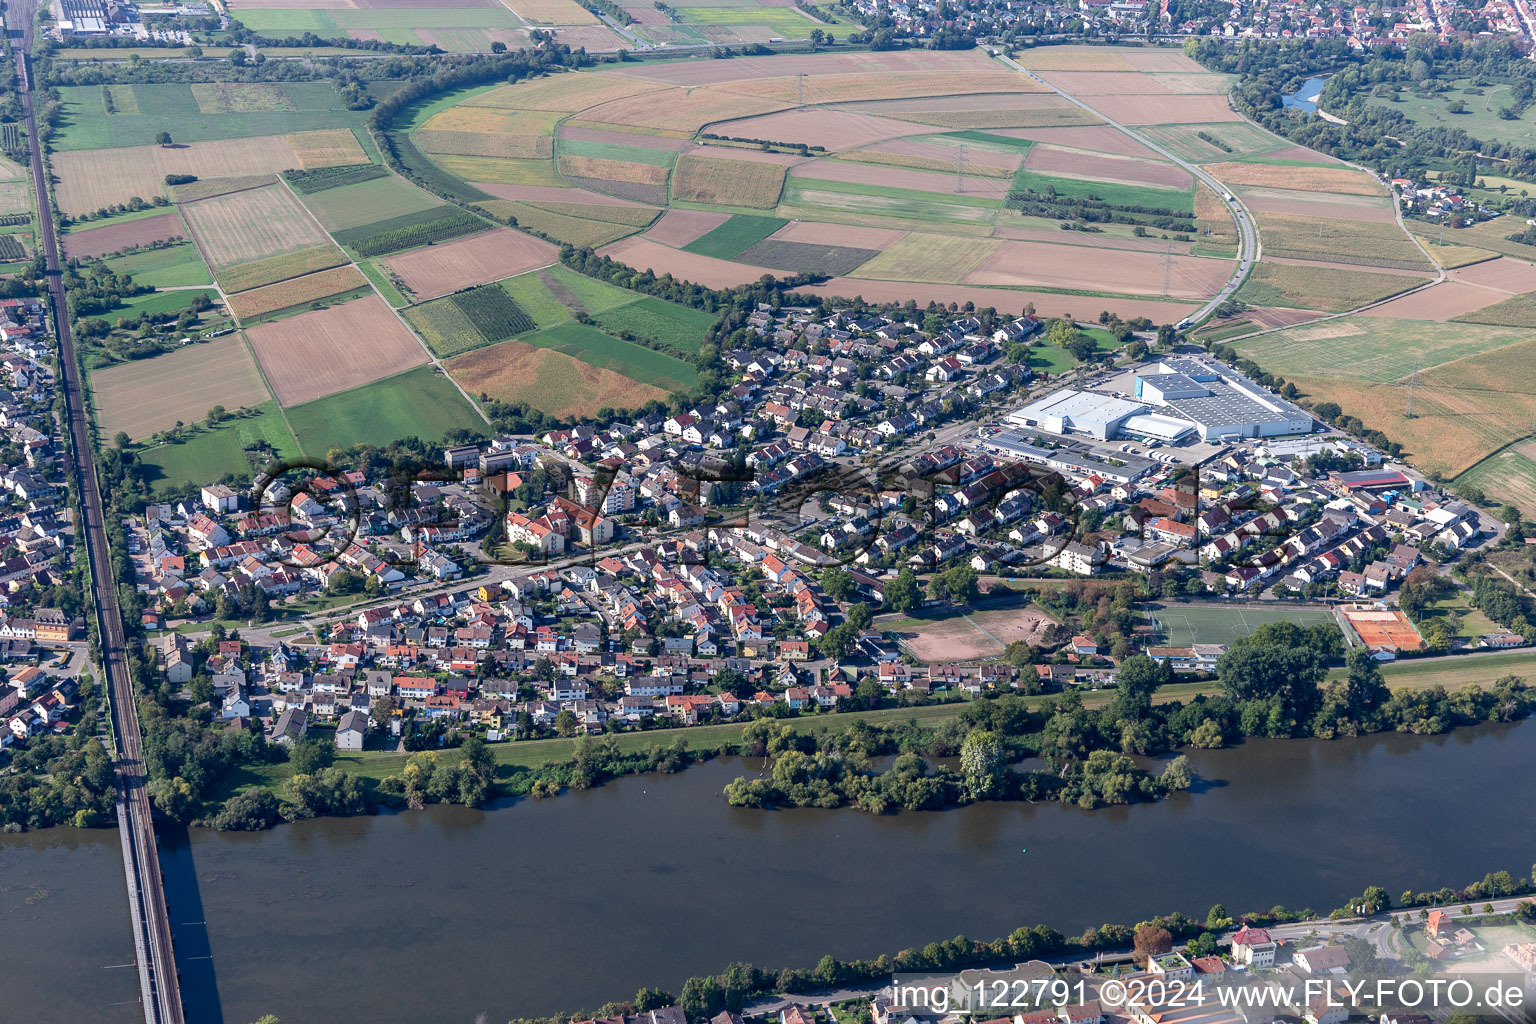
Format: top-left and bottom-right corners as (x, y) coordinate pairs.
(5, 719), (1536, 1024)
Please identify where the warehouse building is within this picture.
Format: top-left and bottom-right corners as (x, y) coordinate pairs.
(1006, 390), (1146, 440)
(1133, 357), (1314, 442)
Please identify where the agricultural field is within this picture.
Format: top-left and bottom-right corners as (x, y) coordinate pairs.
(1454, 289), (1536, 328)
(381, 228), (556, 300)
(225, 265), (370, 321)
(244, 294), (430, 406)
(53, 133), (365, 218)
(402, 284), (537, 358)
(682, 214), (787, 259)
(406, 49), (1240, 317)
(447, 340), (672, 420)
(404, 260), (713, 402)
(1234, 261), (1422, 313)
(672, 154), (787, 208)
(101, 243), (212, 289)
(62, 210), (184, 259)
(282, 366), (485, 454)
(1251, 211), (1433, 271)
(225, 1), (527, 52)
(90, 337), (272, 440)
(215, 245), (350, 295)
(181, 185), (332, 268)
(52, 82), (365, 151)
(1234, 316), (1536, 477)
(296, 174), (442, 232)
(1456, 440), (1536, 519)
(135, 402), (299, 493)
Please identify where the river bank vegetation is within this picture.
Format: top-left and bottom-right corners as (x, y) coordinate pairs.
(507, 866), (1536, 1024)
(172, 620), (1536, 830)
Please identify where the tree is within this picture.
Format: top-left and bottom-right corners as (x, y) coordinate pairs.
(634, 988), (674, 1012)
(287, 734), (334, 776)
(820, 567), (854, 602)
(960, 730), (1006, 799)
(939, 564), (979, 605)
(1160, 754), (1194, 791)
(370, 696), (395, 731)
(817, 622), (857, 661)
(886, 567), (921, 614)
(1206, 904), (1230, 930)
(156, 131), (174, 147)
(554, 708), (579, 737)
(1133, 924), (1173, 957)
(1112, 654), (1161, 722)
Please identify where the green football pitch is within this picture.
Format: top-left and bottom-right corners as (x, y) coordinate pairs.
(1147, 603), (1336, 647)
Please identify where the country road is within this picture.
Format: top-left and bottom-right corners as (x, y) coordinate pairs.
(993, 51), (1259, 326)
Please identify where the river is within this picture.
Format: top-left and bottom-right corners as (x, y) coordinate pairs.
(12, 720), (1536, 1024)
(1283, 76), (1328, 114)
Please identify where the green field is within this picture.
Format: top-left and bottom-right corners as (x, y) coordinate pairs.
(503, 270), (575, 328)
(1365, 80), (1536, 150)
(523, 321), (698, 390)
(52, 82), (363, 151)
(135, 401), (299, 492)
(103, 243), (212, 288)
(230, 5), (519, 49)
(683, 214), (787, 259)
(1147, 602), (1336, 647)
(116, 287), (221, 317)
(298, 174), (443, 232)
(1233, 316), (1536, 383)
(676, 5), (829, 34)
(1324, 648), (1536, 689)
(283, 366), (485, 453)
(592, 296), (714, 355)
(1234, 260), (1418, 313)
(357, 260), (409, 307)
(546, 264), (644, 313)
(1455, 440), (1536, 519)
(558, 137), (676, 168)
(1010, 167), (1195, 213)
(781, 179), (1003, 227)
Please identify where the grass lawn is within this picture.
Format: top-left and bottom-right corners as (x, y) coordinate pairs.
(592, 296), (714, 355)
(135, 401), (299, 492)
(282, 366), (485, 452)
(103, 243), (212, 288)
(1366, 81), (1536, 150)
(117, 288), (221, 317)
(1323, 648), (1536, 689)
(357, 259), (409, 307)
(1028, 344), (1079, 375)
(1424, 596), (1500, 639)
(682, 214), (788, 259)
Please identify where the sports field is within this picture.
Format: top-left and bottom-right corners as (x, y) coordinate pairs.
(876, 600), (1058, 663)
(1145, 603), (1336, 648)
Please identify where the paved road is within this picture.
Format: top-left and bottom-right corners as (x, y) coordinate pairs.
(14, 13), (186, 1024)
(994, 51), (1258, 326)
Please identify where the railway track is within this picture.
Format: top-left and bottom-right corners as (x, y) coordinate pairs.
(12, 14), (186, 1024)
